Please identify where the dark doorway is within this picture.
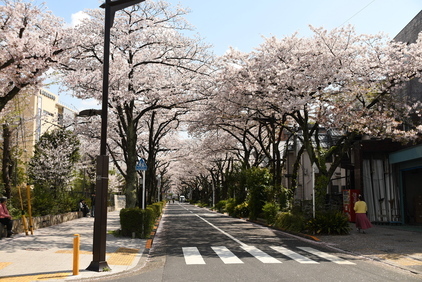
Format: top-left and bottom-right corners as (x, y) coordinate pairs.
(402, 167), (422, 224)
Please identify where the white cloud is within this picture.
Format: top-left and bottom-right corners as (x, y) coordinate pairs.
(81, 99), (101, 109)
(70, 11), (90, 27)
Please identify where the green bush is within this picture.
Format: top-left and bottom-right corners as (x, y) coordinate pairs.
(32, 190), (56, 216)
(225, 198), (237, 216)
(8, 203), (21, 219)
(262, 202), (279, 225)
(196, 202), (209, 208)
(244, 167), (271, 220)
(215, 200), (227, 213)
(120, 201), (166, 238)
(233, 202), (249, 218)
(120, 207), (155, 238)
(273, 212), (306, 233)
(306, 210), (351, 235)
(150, 202), (163, 219)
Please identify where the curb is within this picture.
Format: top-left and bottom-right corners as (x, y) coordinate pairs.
(144, 213), (163, 250)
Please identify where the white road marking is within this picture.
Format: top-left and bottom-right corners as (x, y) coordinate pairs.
(298, 247), (356, 265)
(270, 246), (319, 264)
(212, 246), (244, 264)
(195, 214), (248, 247)
(241, 246), (281, 264)
(182, 247), (206, 265)
(179, 205), (355, 266)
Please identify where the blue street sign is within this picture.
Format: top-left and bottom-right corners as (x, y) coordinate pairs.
(136, 158), (147, 171)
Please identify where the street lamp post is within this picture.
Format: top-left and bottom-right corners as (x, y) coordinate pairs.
(87, 0), (145, 272)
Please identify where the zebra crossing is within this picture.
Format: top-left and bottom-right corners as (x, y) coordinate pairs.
(182, 246), (356, 265)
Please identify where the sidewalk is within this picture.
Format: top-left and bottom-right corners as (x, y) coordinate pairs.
(0, 210), (148, 281)
(316, 223), (422, 275)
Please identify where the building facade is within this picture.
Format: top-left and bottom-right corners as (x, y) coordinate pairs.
(15, 88), (77, 162)
(348, 11), (422, 225)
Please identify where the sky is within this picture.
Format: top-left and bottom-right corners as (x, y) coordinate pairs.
(34, 0), (422, 111)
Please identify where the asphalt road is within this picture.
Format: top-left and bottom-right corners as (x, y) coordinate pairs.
(109, 203), (420, 282)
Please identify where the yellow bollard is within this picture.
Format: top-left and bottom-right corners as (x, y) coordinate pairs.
(73, 234), (80, 275)
(18, 185), (28, 235)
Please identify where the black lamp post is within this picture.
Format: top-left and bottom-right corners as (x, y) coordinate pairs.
(86, 0), (145, 272)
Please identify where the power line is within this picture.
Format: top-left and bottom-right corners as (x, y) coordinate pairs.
(339, 0), (376, 27)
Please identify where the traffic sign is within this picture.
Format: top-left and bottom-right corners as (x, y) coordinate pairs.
(136, 158), (147, 171)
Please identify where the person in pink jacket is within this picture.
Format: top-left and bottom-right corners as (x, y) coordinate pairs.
(354, 194), (373, 233)
(0, 197), (14, 237)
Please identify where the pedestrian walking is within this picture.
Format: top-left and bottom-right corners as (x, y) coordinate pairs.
(90, 193), (95, 217)
(354, 194), (373, 233)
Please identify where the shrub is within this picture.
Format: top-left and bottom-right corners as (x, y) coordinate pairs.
(196, 202), (208, 208)
(273, 212), (306, 233)
(245, 167), (271, 220)
(215, 200), (227, 213)
(119, 201), (166, 238)
(233, 202), (249, 218)
(262, 202), (279, 225)
(306, 210), (351, 235)
(150, 202), (163, 218)
(32, 189), (56, 216)
(225, 198), (237, 216)
(120, 207), (155, 238)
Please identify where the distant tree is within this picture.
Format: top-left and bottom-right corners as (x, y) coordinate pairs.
(28, 128), (80, 215)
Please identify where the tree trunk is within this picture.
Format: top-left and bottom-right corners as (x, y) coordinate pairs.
(124, 118), (138, 208)
(2, 124), (12, 199)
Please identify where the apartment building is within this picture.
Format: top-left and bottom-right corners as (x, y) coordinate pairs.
(11, 88), (77, 162)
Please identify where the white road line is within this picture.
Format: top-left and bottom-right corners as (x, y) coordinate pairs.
(241, 246), (282, 264)
(181, 205), (249, 247)
(212, 246), (244, 264)
(270, 246), (319, 264)
(298, 247), (356, 265)
(195, 214), (248, 247)
(182, 247), (206, 265)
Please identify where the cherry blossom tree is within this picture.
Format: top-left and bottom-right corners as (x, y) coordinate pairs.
(199, 26), (422, 209)
(28, 128), (80, 215)
(168, 128), (243, 205)
(58, 1), (214, 208)
(0, 0), (66, 112)
(188, 49), (294, 205)
(198, 50), (290, 187)
(257, 27), (422, 208)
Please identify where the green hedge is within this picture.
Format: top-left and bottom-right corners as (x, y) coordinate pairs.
(120, 201), (166, 238)
(305, 210), (351, 235)
(273, 212), (306, 233)
(262, 202), (279, 225)
(233, 202), (249, 218)
(215, 200), (228, 213)
(225, 198), (237, 216)
(149, 202), (165, 218)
